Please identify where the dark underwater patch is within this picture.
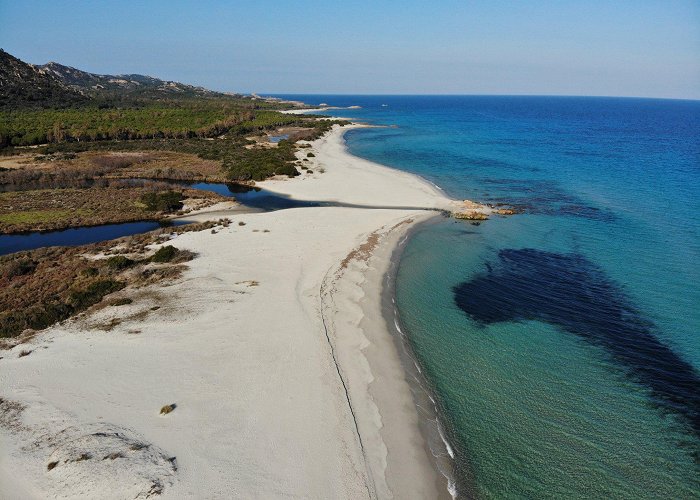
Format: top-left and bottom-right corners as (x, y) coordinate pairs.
(479, 178), (616, 222)
(453, 248), (700, 436)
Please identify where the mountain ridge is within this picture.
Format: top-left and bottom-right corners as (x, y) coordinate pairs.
(0, 49), (87, 109)
(37, 60), (232, 99)
(0, 49), (239, 109)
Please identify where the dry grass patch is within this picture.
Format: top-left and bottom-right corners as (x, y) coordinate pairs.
(1, 231), (198, 339)
(159, 404), (176, 415)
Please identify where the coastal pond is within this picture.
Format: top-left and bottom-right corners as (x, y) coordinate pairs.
(0, 220), (189, 256)
(1, 181), (326, 255)
(1, 179), (443, 255)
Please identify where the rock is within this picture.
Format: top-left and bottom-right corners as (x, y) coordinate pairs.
(460, 200), (482, 209)
(454, 211), (489, 221)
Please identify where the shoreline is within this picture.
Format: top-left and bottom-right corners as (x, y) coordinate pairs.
(0, 123), (472, 498)
(358, 213), (457, 499)
(264, 123), (460, 497)
(380, 215), (458, 497)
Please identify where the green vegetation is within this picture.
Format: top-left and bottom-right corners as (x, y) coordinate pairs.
(139, 191), (184, 212)
(0, 187), (212, 234)
(69, 279), (125, 309)
(0, 266), (125, 337)
(1, 49), (349, 185)
(106, 255), (135, 270)
(151, 245), (178, 263)
(1, 102), (255, 147)
(110, 297), (133, 306)
(0, 100), (330, 149)
(0, 209), (88, 225)
(221, 140), (299, 180)
(2, 259), (36, 278)
(2, 105), (346, 182)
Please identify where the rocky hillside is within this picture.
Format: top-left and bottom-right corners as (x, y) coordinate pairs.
(0, 49), (237, 109)
(0, 49), (87, 109)
(39, 61), (230, 100)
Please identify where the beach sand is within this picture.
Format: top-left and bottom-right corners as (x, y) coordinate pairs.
(0, 124), (461, 498)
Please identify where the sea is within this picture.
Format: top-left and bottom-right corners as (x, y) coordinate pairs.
(273, 95), (700, 498)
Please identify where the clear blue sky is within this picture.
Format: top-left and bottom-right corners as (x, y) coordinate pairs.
(1, 0), (698, 99)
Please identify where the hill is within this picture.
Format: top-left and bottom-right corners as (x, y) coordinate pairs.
(0, 49), (88, 109)
(39, 61), (233, 101)
(0, 49), (344, 181)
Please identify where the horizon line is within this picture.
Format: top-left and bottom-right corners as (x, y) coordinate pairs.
(254, 92), (700, 103)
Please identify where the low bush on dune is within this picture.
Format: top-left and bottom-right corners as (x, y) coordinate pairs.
(69, 279), (125, 309)
(272, 163), (299, 177)
(150, 245), (178, 263)
(106, 255), (135, 270)
(0, 274), (124, 337)
(160, 403), (176, 415)
(110, 297), (133, 306)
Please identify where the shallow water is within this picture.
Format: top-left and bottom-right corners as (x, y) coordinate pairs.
(275, 95), (700, 498)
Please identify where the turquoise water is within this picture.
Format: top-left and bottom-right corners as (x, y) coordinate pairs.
(277, 95), (700, 497)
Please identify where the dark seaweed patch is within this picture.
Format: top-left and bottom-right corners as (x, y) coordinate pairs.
(453, 248), (700, 436)
(479, 178), (615, 221)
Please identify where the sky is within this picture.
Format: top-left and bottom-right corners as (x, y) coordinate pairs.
(1, 0), (699, 99)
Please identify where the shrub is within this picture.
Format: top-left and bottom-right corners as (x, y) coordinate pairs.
(110, 297), (133, 306)
(140, 191), (184, 212)
(160, 403), (176, 415)
(0, 301), (73, 337)
(274, 163), (300, 177)
(151, 245), (178, 263)
(69, 279), (124, 309)
(106, 255), (135, 270)
(3, 259), (36, 279)
(81, 267), (99, 277)
(24, 302), (73, 330)
(91, 156), (135, 170)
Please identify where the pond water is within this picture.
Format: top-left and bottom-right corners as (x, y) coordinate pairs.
(0, 182), (324, 256)
(268, 134), (289, 143)
(0, 220), (189, 256)
(188, 182), (323, 210)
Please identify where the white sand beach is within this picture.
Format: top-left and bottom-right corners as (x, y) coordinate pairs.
(0, 124), (467, 499)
